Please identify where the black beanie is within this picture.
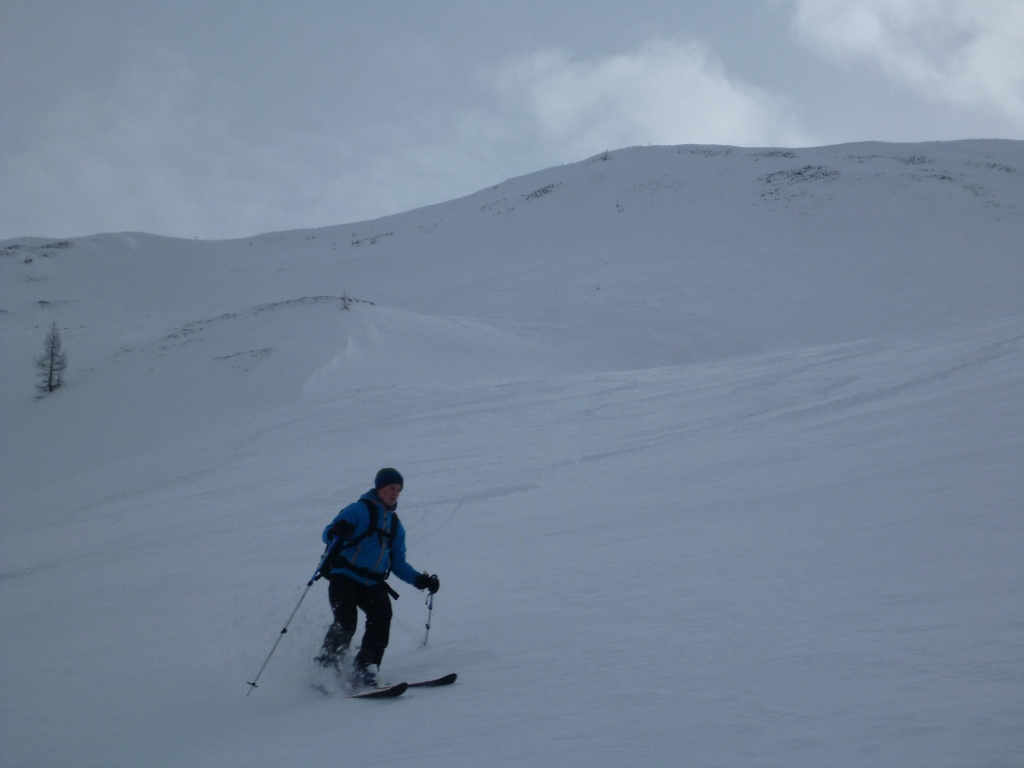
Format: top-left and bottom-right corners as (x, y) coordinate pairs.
(374, 467), (404, 490)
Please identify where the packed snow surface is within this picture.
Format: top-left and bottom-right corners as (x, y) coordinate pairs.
(1, 141), (1022, 766)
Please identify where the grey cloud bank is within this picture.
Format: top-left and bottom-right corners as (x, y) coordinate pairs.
(1, 0), (1021, 240)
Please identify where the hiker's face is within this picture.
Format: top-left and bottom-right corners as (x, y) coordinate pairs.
(378, 484), (402, 506)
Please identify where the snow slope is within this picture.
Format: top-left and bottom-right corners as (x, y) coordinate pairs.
(1, 141), (1022, 767)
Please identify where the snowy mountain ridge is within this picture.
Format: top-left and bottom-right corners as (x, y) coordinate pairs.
(1, 141), (1022, 767)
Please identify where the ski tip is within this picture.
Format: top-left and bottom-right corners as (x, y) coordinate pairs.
(407, 672), (457, 688)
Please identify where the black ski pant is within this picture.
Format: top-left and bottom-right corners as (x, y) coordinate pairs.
(321, 575), (393, 672)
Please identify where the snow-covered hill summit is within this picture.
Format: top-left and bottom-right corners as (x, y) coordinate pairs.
(1, 141), (1022, 767)
(5, 140), (1022, 365)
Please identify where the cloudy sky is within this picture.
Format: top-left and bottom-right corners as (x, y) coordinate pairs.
(2, 0), (1022, 240)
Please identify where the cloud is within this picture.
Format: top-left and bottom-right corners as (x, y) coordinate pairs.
(0, 49), (495, 240)
(0, 39), (809, 240)
(791, 0), (1024, 124)
(0, 51), (294, 239)
(487, 40), (811, 157)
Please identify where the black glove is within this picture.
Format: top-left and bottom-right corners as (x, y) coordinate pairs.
(327, 520), (354, 544)
(415, 573), (440, 594)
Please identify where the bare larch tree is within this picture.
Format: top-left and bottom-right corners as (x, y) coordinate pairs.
(36, 321), (68, 395)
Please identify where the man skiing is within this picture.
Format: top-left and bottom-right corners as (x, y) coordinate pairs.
(315, 468), (440, 687)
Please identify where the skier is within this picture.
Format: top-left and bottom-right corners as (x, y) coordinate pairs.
(315, 468), (440, 687)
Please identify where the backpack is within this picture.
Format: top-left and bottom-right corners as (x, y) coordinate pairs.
(322, 499), (400, 595)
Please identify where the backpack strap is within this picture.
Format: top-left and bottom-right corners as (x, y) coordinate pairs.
(354, 498), (398, 547)
(331, 558), (400, 599)
(359, 498), (380, 543)
(340, 498), (381, 549)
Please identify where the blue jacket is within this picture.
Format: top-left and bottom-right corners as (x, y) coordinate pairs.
(322, 490), (420, 588)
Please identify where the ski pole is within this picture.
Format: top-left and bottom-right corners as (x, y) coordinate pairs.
(246, 540), (337, 696)
(422, 592), (434, 647)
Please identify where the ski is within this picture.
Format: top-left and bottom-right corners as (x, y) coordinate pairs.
(347, 681), (408, 699)
(407, 672), (457, 688)
(314, 673), (453, 698)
